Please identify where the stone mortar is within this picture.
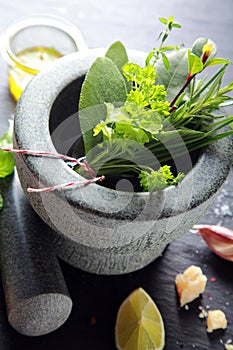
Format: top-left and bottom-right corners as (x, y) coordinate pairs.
(13, 48), (233, 274)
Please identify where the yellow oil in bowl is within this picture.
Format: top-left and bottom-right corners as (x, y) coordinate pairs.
(8, 47), (62, 101)
(2, 14), (88, 102)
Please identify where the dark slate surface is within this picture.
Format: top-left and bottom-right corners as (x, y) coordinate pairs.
(0, 170), (233, 349)
(0, 0), (233, 349)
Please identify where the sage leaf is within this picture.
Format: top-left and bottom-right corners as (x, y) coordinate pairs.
(79, 57), (128, 153)
(105, 41), (128, 72)
(105, 41), (131, 92)
(0, 120), (15, 178)
(155, 49), (189, 101)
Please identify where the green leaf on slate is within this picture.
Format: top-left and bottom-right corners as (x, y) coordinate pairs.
(0, 120), (15, 178)
(79, 56), (128, 153)
(155, 49), (189, 101)
(0, 150), (15, 178)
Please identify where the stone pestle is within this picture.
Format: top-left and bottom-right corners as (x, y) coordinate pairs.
(0, 171), (72, 336)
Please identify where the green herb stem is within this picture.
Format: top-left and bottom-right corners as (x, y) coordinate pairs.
(170, 74), (195, 108)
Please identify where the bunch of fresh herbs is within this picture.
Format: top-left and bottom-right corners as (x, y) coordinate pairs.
(76, 16), (233, 192)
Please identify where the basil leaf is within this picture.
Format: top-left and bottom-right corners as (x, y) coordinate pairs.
(0, 120), (15, 178)
(0, 150), (15, 178)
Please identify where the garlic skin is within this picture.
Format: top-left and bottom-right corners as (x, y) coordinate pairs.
(194, 225), (233, 262)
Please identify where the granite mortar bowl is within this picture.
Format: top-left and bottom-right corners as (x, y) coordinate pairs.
(13, 48), (233, 274)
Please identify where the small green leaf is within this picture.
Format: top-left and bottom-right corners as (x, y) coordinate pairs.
(162, 53), (170, 70)
(168, 15), (174, 23)
(174, 91), (187, 107)
(204, 57), (230, 68)
(188, 50), (203, 75)
(161, 32), (168, 43)
(105, 41), (128, 72)
(115, 122), (150, 145)
(0, 120), (15, 178)
(0, 150), (15, 178)
(172, 23), (182, 28)
(168, 21), (173, 31)
(145, 51), (154, 66)
(93, 120), (113, 140)
(159, 17), (168, 25)
(161, 45), (180, 52)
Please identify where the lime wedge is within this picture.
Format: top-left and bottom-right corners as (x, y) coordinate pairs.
(115, 287), (165, 350)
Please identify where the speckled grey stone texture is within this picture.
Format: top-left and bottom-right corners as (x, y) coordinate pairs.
(13, 48), (233, 274)
(0, 173), (72, 336)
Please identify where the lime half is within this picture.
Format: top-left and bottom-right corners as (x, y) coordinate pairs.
(115, 287), (165, 350)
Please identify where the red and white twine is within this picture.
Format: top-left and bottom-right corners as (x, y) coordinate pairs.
(27, 176), (105, 193)
(0, 146), (104, 193)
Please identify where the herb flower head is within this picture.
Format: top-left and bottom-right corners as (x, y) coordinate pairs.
(202, 42), (214, 63)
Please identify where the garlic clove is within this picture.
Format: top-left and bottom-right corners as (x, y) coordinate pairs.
(193, 225), (233, 262)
